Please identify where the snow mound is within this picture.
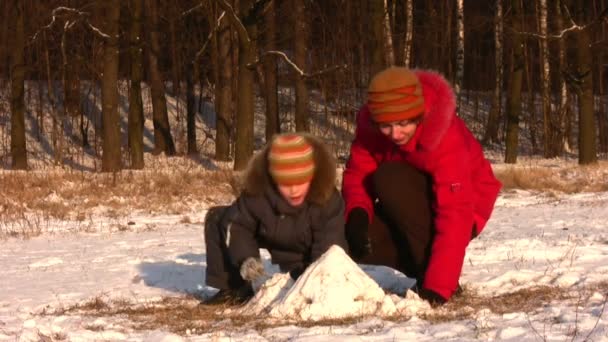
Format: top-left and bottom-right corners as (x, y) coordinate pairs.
(238, 245), (424, 321)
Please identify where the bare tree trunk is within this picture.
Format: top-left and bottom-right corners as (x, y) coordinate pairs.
(169, 7), (180, 96)
(504, 0), (524, 164)
(129, 0), (145, 169)
(483, 0), (503, 144)
(36, 81), (44, 142)
(599, 53), (608, 154)
(215, 12), (232, 161)
(62, 13), (80, 124)
(455, 0), (465, 107)
(539, 0), (555, 157)
(146, 0), (176, 156)
(403, 0), (413, 68)
(556, 0), (571, 154)
(574, 2), (596, 164)
(263, 0), (279, 142)
(9, 1), (27, 170)
(186, 70), (197, 155)
(370, 0), (386, 76)
(101, 0), (122, 172)
(216, 0), (258, 170)
(294, 0), (310, 132)
(43, 32), (61, 164)
(598, 7), (608, 155)
(522, 14), (538, 154)
(383, 0), (395, 66)
(0, 0), (9, 77)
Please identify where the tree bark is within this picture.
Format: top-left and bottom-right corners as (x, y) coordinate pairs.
(215, 11), (232, 161)
(483, 0), (503, 144)
(9, 1), (27, 170)
(186, 69), (197, 155)
(522, 9), (538, 154)
(294, 0), (310, 132)
(504, 0), (524, 164)
(403, 0), (413, 68)
(556, 0), (570, 154)
(0, 0), (9, 78)
(146, 0), (176, 156)
(101, 0), (122, 172)
(370, 0), (386, 76)
(169, 6), (180, 96)
(263, 0), (279, 142)
(455, 0), (465, 107)
(383, 0), (395, 66)
(129, 0), (145, 169)
(574, 2), (597, 164)
(539, 0), (556, 157)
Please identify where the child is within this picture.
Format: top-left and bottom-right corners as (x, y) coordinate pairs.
(204, 133), (348, 305)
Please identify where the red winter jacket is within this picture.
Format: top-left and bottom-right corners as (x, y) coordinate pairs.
(342, 70), (502, 300)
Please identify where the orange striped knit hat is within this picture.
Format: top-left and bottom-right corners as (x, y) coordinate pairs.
(367, 67), (425, 123)
(268, 134), (315, 186)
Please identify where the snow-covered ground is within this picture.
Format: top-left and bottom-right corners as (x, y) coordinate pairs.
(1, 186), (607, 341)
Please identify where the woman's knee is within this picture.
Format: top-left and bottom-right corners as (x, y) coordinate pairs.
(372, 162), (429, 200)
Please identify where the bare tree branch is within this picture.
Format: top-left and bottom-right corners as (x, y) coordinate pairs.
(511, 6), (608, 40)
(85, 22), (111, 40)
(252, 51), (347, 79)
(193, 11), (226, 63)
(30, 6), (111, 43)
(182, 2), (204, 17)
(214, 0), (250, 44)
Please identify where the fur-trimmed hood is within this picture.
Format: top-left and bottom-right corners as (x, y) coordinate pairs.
(241, 134), (337, 206)
(414, 69), (457, 151)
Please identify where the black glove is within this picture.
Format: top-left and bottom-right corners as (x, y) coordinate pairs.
(410, 286), (447, 307)
(345, 208), (372, 259)
(289, 265), (307, 280)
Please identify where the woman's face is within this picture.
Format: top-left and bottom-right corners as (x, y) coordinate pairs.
(377, 118), (420, 145)
(277, 181), (312, 207)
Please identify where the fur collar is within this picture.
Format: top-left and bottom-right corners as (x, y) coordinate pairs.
(414, 70), (457, 151)
(240, 134), (337, 206)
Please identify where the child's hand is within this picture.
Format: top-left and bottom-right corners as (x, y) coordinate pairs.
(240, 257), (266, 282)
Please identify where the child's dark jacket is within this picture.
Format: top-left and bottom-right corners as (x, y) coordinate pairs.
(220, 135), (348, 273)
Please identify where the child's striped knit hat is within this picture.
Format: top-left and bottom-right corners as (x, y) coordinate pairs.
(268, 133), (315, 186)
(367, 67), (425, 123)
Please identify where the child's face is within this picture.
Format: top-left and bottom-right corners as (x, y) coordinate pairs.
(277, 181), (312, 207)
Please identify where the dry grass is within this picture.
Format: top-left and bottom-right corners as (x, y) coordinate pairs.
(2, 158), (607, 239)
(421, 281), (608, 323)
(46, 282), (608, 336)
(0, 168), (237, 222)
(494, 161), (608, 193)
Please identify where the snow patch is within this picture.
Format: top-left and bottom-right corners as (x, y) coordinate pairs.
(238, 245), (428, 321)
(29, 257), (63, 268)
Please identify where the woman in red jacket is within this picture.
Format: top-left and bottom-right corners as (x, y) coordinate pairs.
(342, 67), (502, 306)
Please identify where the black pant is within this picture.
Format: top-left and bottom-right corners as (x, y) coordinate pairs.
(204, 205), (246, 290)
(358, 162), (435, 284)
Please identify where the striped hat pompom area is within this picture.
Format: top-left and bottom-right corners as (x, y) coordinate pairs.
(268, 134), (316, 186)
